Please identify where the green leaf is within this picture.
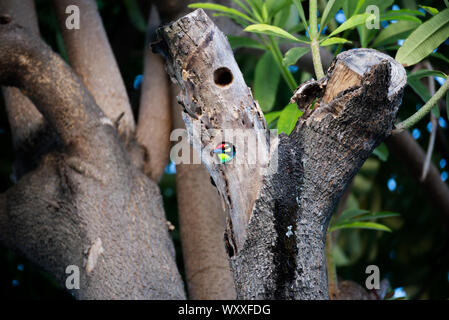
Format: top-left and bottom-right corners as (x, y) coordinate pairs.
(267, 0), (290, 18)
(329, 221), (392, 233)
(372, 143), (389, 162)
(244, 23), (308, 43)
(264, 111), (282, 125)
(408, 70), (447, 81)
(273, 2), (292, 28)
(351, 211), (400, 222)
(291, 0), (308, 30)
(188, 3), (257, 23)
(328, 13), (376, 37)
(254, 52), (281, 112)
(283, 46), (310, 66)
(431, 52), (449, 65)
(380, 14), (422, 24)
(334, 208), (370, 226)
(227, 35), (265, 50)
(212, 13), (250, 28)
(231, 0), (253, 16)
(445, 0), (449, 8)
(262, 3), (269, 22)
(277, 103), (303, 135)
(371, 20), (420, 47)
(320, 0), (344, 32)
(419, 5), (439, 15)
(408, 78), (431, 102)
(320, 37), (351, 46)
(396, 8), (449, 67)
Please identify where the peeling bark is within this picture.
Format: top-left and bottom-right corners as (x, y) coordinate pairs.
(158, 9), (406, 299)
(171, 85), (236, 299)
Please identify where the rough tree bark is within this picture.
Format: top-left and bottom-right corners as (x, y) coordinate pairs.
(157, 9), (406, 299)
(0, 13), (184, 299)
(171, 87), (236, 299)
(0, 0), (54, 180)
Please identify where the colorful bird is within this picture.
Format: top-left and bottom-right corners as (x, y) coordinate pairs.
(213, 142), (235, 164)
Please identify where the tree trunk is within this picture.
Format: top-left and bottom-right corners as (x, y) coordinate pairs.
(0, 13), (184, 299)
(157, 9), (406, 299)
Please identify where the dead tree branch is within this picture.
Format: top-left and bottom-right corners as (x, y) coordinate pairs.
(157, 9), (406, 299)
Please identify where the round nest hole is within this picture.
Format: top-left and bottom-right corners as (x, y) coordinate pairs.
(0, 15), (11, 25)
(214, 67), (233, 87)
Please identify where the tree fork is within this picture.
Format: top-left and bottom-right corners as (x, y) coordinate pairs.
(158, 9), (406, 299)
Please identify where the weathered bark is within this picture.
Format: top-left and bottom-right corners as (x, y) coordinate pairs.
(0, 18), (184, 299)
(0, 0), (56, 180)
(136, 6), (172, 182)
(54, 0), (136, 140)
(158, 9), (406, 299)
(171, 85), (236, 299)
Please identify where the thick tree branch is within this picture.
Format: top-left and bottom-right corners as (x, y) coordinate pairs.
(0, 17), (185, 299)
(157, 10), (271, 251)
(54, 0), (136, 140)
(136, 6), (172, 182)
(0, 0), (56, 179)
(0, 19), (103, 148)
(158, 9), (406, 299)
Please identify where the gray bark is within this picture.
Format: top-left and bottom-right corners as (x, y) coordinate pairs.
(0, 16), (184, 299)
(157, 9), (406, 299)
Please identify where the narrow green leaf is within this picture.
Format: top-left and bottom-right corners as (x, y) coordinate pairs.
(264, 111), (282, 125)
(408, 70), (447, 81)
(277, 103), (303, 135)
(254, 52), (281, 112)
(188, 3), (257, 23)
(227, 35), (265, 50)
(419, 5), (439, 15)
(231, 0), (253, 16)
(329, 221), (392, 233)
(273, 2), (292, 28)
(380, 14), (422, 24)
(291, 0), (308, 30)
(244, 24), (308, 43)
(262, 3), (269, 22)
(267, 0), (290, 18)
(445, 0), (449, 8)
(328, 13), (375, 37)
(431, 52), (449, 65)
(408, 78), (431, 102)
(212, 13), (250, 28)
(371, 20), (420, 47)
(320, 0), (344, 33)
(396, 8), (449, 67)
(372, 143), (389, 162)
(283, 46), (310, 66)
(351, 211), (400, 222)
(320, 37), (351, 46)
(334, 209), (370, 226)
